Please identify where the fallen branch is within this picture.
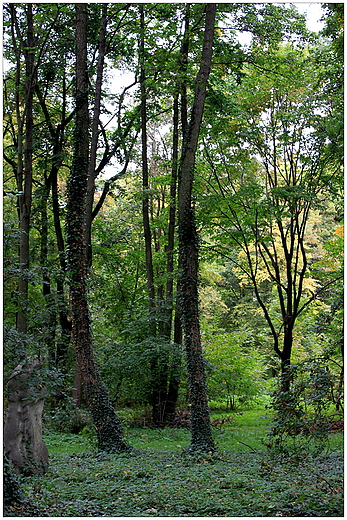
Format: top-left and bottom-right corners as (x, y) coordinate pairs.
(236, 441), (256, 452)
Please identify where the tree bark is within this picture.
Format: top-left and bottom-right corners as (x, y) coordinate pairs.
(164, 95), (179, 337)
(51, 152), (73, 373)
(11, 4), (35, 334)
(66, 4), (130, 452)
(161, 95), (181, 422)
(178, 3), (216, 452)
(162, 11), (191, 422)
(140, 6), (156, 319)
(180, 5), (190, 139)
(85, 3), (108, 267)
(280, 319), (294, 392)
(165, 296), (182, 420)
(39, 180), (57, 369)
(164, 8), (191, 422)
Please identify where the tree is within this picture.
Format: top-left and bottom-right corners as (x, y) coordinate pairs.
(3, 2), (342, 449)
(65, 4), (129, 452)
(178, 3), (216, 452)
(199, 43), (342, 388)
(83, 3), (137, 268)
(129, 4), (194, 424)
(3, 4), (78, 389)
(319, 3), (344, 166)
(138, 5), (158, 420)
(6, 4), (35, 335)
(4, 3), (140, 406)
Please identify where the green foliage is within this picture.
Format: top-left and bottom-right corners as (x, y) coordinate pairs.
(9, 434), (343, 517)
(317, 4), (344, 166)
(197, 37), (343, 378)
(4, 452), (23, 506)
(3, 452), (48, 516)
(45, 401), (93, 435)
(225, 3), (309, 46)
(266, 359), (343, 455)
(205, 330), (267, 409)
(3, 327), (31, 377)
(92, 305), (184, 406)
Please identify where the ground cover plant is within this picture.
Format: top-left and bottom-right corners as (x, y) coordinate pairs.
(5, 406), (343, 517)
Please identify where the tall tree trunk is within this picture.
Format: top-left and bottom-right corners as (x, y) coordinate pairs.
(180, 5), (190, 140)
(165, 294), (183, 420)
(140, 6), (156, 318)
(165, 12), (191, 421)
(66, 4), (130, 453)
(164, 96), (179, 330)
(163, 12), (191, 422)
(178, 3), (216, 452)
(40, 180), (57, 368)
(162, 95), (181, 422)
(139, 5), (165, 424)
(85, 3), (108, 267)
(51, 150), (72, 373)
(12, 4), (35, 334)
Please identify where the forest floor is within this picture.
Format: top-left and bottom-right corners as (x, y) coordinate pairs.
(4, 407), (344, 517)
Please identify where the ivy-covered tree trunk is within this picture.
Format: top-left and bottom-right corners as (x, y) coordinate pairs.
(66, 3), (130, 453)
(178, 3), (216, 452)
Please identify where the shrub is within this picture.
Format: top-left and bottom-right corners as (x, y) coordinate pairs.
(45, 401), (92, 434)
(265, 358), (342, 455)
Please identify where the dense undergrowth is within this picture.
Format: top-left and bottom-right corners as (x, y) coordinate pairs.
(4, 406), (344, 517)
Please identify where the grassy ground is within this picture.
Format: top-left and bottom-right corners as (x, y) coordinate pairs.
(5, 405), (344, 517)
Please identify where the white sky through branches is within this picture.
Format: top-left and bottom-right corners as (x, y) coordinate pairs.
(102, 3), (325, 180)
(295, 2), (324, 31)
(110, 3), (325, 92)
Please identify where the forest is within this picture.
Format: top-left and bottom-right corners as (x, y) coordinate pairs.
(3, 2), (344, 517)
